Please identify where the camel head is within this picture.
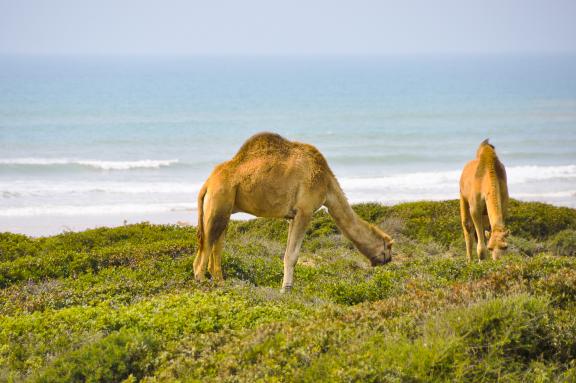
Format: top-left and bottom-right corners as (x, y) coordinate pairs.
(487, 226), (509, 258)
(366, 225), (394, 266)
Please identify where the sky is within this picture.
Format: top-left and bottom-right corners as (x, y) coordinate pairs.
(1, 0), (575, 56)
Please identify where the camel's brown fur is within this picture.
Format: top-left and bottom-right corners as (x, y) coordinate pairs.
(194, 132), (393, 291)
(459, 139), (509, 261)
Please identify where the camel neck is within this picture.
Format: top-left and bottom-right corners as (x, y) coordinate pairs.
(324, 177), (379, 259)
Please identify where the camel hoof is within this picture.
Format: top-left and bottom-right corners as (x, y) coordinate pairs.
(280, 286), (292, 294)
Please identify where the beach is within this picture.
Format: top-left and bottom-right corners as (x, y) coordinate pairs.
(1, 55), (575, 236)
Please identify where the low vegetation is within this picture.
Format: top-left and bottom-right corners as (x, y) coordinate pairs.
(1, 199), (575, 382)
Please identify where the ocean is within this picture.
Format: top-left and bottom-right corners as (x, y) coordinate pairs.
(1, 55), (575, 236)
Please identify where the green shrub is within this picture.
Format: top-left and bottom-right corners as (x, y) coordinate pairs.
(328, 268), (398, 305)
(390, 200), (461, 246)
(508, 235), (546, 257)
(1, 200), (575, 381)
(0, 232), (40, 261)
(549, 230), (576, 257)
(507, 200), (576, 240)
(34, 329), (160, 383)
(0, 238), (195, 288)
(535, 268), (576, 307)
(231, 218), (289, 243)
(39, 223), (195, 253)
(299, 295), (572, 383)
(306, 210), (338, 238)
(223, 239), (284, 286)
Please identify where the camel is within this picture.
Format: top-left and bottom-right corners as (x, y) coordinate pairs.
(194, 132), (394, 292)
(459, 139), (509, 261)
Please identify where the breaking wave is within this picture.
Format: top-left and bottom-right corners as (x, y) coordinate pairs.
(339, 164), (576, 192)
(0, 203), (195, 217)
(0, 158), (180, 170)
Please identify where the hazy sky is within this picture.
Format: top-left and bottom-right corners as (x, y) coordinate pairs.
(1, 0), (575, 55)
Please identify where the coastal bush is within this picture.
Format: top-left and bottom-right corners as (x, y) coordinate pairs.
(507, 200), (576, 239)
(507, 235), (546, 257)
(549, 229), (576, 257)
(298, 295), (574, 383)
(535, 268), (576, 308)
(327, 267), (399, 305)
(0, 238), (195, 288)
(231, 218), (289, 243)
(0, 290), (306, 381)
(388, 200), (462, 246)
(0, 232), (41, 261)
(0, 200), (575, 381)
(36, 223), (195, 255)
(0, 250), (93, 288)
(223, 239), (284, 286)
(34, 329), (160, 383)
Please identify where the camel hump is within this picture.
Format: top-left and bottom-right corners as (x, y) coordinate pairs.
(246, 132), (286, 144)
(233, 132), (291, 159)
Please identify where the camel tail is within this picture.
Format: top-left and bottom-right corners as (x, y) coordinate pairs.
(196, 184), (208, 254)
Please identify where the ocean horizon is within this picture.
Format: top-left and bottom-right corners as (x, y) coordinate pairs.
(1, 54), (575, 236)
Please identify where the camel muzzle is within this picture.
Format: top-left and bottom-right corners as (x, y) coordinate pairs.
(370, 254), (392, 266)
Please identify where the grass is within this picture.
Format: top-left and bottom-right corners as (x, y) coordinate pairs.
(1, 199), (575, 382)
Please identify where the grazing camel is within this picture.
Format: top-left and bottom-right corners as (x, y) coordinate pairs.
(194, 132), (394, 291)
(459, 139), (509, 261)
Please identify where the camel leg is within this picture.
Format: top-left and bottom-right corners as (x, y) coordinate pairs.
(281, 210), (311, 293)
(482, 214), (491, 241)
(208, 230), (226, 282)
(470, 205), (488, 261)
(459, 196), (474, 262)
(204, 208), (230, 281)
(193, 229), (209, 281)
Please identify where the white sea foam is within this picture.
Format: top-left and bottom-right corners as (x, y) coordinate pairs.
(338, 165), (576, 207)
(1, 165), (574, 200)
(348, 190), (576, 204)
(339, 164), (576, 192)
(514, 191), (576, 199)
(507, 165), (576, 183)
(340, 170), (460, 191)
(0, 158), (179, 170)
(1, 164), (574, 217)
